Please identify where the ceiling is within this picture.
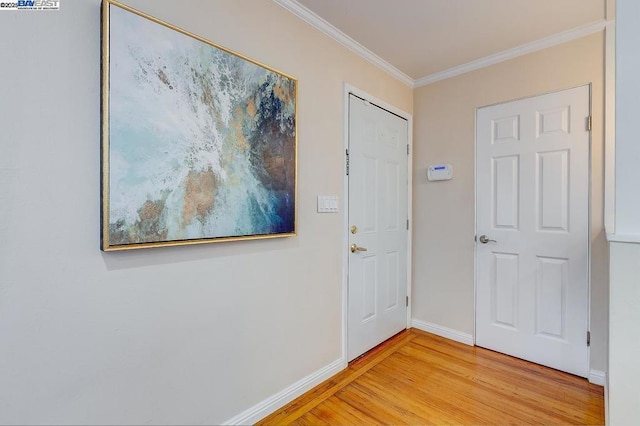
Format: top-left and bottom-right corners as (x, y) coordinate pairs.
(290, 0), (607, 84)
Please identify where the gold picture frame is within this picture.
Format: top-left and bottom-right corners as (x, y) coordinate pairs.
(101, 0), (297, 251)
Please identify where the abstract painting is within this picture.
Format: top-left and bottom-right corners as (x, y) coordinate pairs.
(101, 1), (297, 250)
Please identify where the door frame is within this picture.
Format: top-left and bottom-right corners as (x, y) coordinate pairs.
(473, 84), (593, 370)
(342, 83), (413, 363)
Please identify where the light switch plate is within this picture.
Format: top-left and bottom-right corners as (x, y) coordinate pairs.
(317, 195), (339, 213)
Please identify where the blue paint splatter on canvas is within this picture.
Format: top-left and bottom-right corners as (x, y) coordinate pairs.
(107, 6), (296, 245)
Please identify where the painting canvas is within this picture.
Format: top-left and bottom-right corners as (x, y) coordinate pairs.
(101, 1), (297, 250)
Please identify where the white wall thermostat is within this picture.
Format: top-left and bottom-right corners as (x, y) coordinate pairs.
(427, 164), (453, 181)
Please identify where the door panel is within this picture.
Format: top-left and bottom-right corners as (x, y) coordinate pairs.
(493, 155), (520, 229)
(492, 252), (519, 329)
(361, 257), (377, 321)
(386, 251), (399, 310)
(538, 150), (570, 231)
(476, 86), (590, 377)
(536, 256), (568, 339)
(348, 95), (408, 361)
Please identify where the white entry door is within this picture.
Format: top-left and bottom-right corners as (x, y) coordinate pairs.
(476, 86), (590, 377)
(348, 94), (408, 361)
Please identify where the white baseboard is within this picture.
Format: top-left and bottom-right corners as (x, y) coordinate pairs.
(222, 358), (346, 425)
(589, 369), (607, 387)
(604, 371), (609, 425)
(411, 319), (474, 346)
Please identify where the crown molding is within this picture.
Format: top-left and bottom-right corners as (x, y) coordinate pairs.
(272, 0), (415, 87)
(272, 0), (611, 90)
(414, 19), (612, 88)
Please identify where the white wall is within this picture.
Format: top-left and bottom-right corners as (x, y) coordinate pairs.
(0, 1), (412, 424)
(614, 0), (640, 235)
(608, 0), (640, 423)
(608, 242), (640, 424)
(412, 33), (609, 374)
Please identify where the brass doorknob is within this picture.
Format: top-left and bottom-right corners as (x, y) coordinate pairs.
(350, 244), (368, 253)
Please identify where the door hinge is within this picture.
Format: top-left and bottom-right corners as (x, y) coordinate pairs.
(406, 219), (409, 230)
(406, 296), (409, 307)
(586, 115), (592, 132)
(345, 148), (350, 176)
(587, 331), (591, 347)
(407, 144), (410, 155)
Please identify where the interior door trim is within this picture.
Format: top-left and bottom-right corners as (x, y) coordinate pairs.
(342, 83), (413, 364)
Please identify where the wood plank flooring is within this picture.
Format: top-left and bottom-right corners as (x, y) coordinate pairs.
(257, 328), (604, 425)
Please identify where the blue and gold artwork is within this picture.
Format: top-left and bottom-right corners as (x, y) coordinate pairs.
(102, 1), (296, 250)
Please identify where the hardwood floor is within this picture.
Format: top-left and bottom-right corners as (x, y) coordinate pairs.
(257, 328), (604, 425)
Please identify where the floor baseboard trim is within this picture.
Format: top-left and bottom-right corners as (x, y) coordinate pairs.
(411, 319), (474, 346)
(222, 358), (346, 425)
(604, 371), (609, 425)
(589, 369), (607, 386)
